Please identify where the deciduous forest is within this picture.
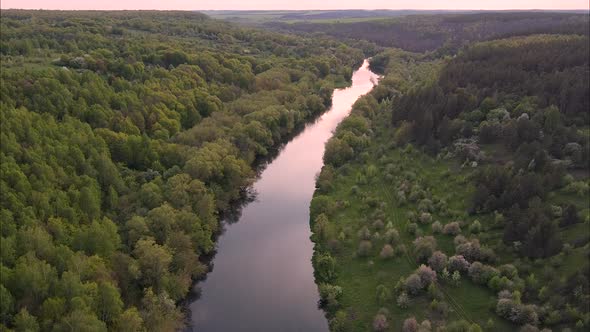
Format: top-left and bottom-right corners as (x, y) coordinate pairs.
(0, 10), (363, 331)
(0, 7), (589, 332)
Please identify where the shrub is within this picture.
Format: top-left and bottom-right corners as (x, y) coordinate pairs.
(404, 274), (423, 295)
(380, 244), (394, 259)
(451, 270), (461, 286)
(358, 240), (373, 257)
(358, 226), (371, 240)
(413, 236), (437, 263)
(397, 292), (409, 308)
(384, 228), (400, 245)
(561, 204), (580, 227)
(372, 313), (389, 331)
(419, 212), (433, 224)
(314, 253), (337, 282)
(313, 213), (330, 240)
(443, 222), (461, 235)
(318, 283), (343, 312)
(431, 221), (442, 234)
(402, 317), (418, 332)
(456, 238), (494, 262)
(416, 264), (437, 286)
(468, 262), (499, 285)
(372, 220), (384, 230)
(407, 222), (418, 235)
(418, 199), (434, 213)
(372, 232), (381, 242)
(448, 255), (470, 273)
(469, 220), (482, 233)
(376, 285), (391, 305)
(428, 251), (448, 272)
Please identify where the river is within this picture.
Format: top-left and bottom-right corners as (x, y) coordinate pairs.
(188, 59), (380, 331)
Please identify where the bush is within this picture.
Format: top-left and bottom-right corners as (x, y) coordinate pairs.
(416, 264), (437, 286)
(428, 251), (448, 272)
(404, 274), (423, 295)
(384, 228), (400, 245)
(443, 222), (461, 235)
(431, 221), (442, 234)
(358, 240), (373, 257)
(314, 253), (337, 282)
(372, 313), (389, 331)
(358, 226), (371, 240)
(376, 285), (391, 305)
(448, 255), (470, 273)
(407, 222), (418, 235)
(318, 283), (343, 312)
(468, 262), (499, 285)
(380, 244), (394, 259)
(402, 317), (418, 332)
(413, 236), (437, 263)
(469, 220), (482, 233)
(419, 212), (433, 224)
(397, 292), (409, 308)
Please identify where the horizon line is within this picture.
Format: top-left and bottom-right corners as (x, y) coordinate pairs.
(1, 8), (589, 11)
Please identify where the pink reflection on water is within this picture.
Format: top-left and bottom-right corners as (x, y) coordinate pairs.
(189, 60), (380, 331)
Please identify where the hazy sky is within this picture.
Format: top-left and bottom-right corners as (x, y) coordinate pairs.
(1, 0), (588, 10)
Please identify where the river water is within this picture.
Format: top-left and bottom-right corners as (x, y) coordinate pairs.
(188, 59), (379, 331)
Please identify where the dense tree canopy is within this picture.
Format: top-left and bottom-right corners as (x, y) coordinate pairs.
(0, 10), (364, 331)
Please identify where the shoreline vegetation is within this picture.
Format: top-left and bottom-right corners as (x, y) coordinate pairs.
(0, 10), (364, 331)
(310, 29), (589, 331)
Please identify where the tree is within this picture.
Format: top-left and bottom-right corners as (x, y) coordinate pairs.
(404, 274), (424, 295)
(113, 307), (144, 332)
(428, 251), (448, 272)
(413, 236), (437, 263)
(561, 204), (580, 227)
(94, 282), (123, 324)
(402, 317), (419, 332)
(314, 253), (337, 283)
(358, 240), (373, 257)
(318, 284), (343, 312)
(443, 222), (461, 236)
(0, 285), (13, 325)
(373, 313), (389, 331)
(14, 308), (39, 332)
(324, 138), (354, 167)
(53, 310), (107, 332)
(380, 244), (394, 259)
(140, 288), (183, 332)
(133, 239), (172, 291)
(397, 292), (409, 308)
(11, 253), (57, 308)
(79, 186), (101, 221)
(416, 265), (437, 286)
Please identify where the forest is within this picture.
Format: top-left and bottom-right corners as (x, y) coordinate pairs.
(0, 10), (364, 331)
(310, 20), (589, 332)
(266, 12), (589, 53)
(1, 8), (589, 332)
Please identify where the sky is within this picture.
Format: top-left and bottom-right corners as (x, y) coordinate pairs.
(1, 0), (588, 10)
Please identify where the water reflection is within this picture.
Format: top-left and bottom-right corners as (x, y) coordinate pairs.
(188, 60), (380, 331)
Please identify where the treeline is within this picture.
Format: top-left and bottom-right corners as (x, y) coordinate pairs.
(266, 12), (589, 53)
(0, 10), (364, 331)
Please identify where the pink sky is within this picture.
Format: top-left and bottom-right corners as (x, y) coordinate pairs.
(1, 0), (588, 10)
